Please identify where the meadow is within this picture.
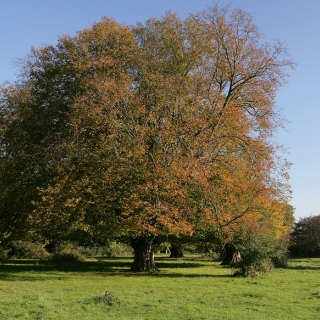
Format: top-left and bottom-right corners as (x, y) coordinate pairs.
(0, 255), (319, 319)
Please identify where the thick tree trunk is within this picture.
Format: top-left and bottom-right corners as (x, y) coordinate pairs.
(220, 242), (241, 265)
(130, 237), (159, 272)
(169, 243), (184, 258)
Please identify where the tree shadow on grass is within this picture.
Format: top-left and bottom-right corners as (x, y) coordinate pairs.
(150, 261), (208, 269)
(0, 258), (230, 281)
(283, 258), (320, 271)
(0, 271), (232, 282)
(283, 265), (320, 271)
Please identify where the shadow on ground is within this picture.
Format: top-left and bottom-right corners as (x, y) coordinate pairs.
(0, 257), (230, 281)
(284, 258), (320, 270)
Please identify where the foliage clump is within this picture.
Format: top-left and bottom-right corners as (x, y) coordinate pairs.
(230, 235), (290, 277)
(6, 241), (49, 259)
(78, 242), (132, 257)
(48, 242), (85, 263)
(0, 247), (8, 260)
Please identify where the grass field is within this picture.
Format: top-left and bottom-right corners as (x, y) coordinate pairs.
(0, 255), (319, 319)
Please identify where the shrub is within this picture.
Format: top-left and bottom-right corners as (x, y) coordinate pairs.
(78, 242), (132, 257)
(271, 234), (290, 267)
(51, 250), (85, 263)
(48, 242), (85, 263)
(78, 246), (110, 257)
(233, 256), (274, 277)
(106, 241), (132, 257)
(0, 247), (8, 260)
(231, 236), (287, 277)
(6, 241), (49, 259)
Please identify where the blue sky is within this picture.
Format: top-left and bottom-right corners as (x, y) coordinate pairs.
(1, 0), (319, 219)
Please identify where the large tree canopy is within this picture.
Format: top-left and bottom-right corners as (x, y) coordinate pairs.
(0, 4), (294, 271)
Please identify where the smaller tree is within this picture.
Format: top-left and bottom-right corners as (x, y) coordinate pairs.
(290, 215), (320, 257)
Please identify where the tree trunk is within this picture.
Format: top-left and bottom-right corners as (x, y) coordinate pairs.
(220, 242), (241, 265)
(169, 243), (184, 258)
(221, 242), (236, 266)
(130, 237), (159, 272)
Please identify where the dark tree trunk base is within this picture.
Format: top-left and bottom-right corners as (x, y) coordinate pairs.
(130, 237), (160, 272)
(169, 243), (184, 258)
(220, 243), (241, 265)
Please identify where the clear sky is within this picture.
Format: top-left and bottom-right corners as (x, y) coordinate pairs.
(1, 0), (319, 220)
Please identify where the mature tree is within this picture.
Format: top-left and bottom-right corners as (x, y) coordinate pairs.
(0, 4), (294, 271)
(290, 215), (320, 257)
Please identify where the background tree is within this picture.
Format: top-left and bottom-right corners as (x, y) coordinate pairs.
(290, 215), (320, 257)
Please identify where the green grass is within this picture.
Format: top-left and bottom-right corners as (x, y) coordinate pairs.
(0, 255), (319, 319)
